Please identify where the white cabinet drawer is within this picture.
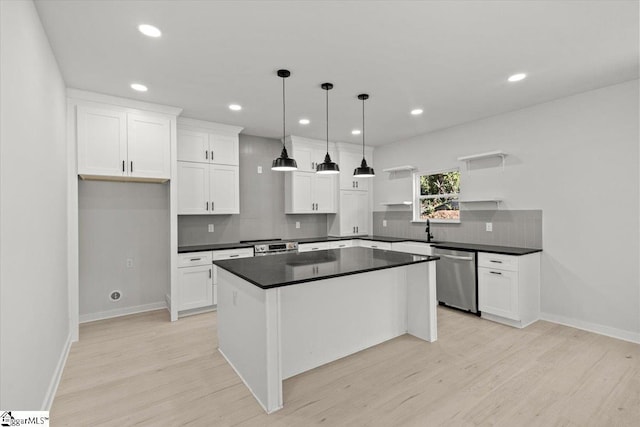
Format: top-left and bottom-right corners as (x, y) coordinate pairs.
(358, 240), (392, 250)
(299, 242), (333, 252)
(178, 252), (212, 267)
(478, 252), (518, 271)
(330, 240), (353, 249)
(212, 248), (254, 260)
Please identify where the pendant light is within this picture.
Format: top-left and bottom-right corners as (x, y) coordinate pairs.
(353, 93), (375, 177)
(271, 69), (298, 171)
(316, 83), (340, 174)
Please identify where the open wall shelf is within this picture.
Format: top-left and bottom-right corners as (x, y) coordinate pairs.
(458, 150), (506, 172)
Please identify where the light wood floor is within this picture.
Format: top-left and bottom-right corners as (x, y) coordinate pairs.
(51, 307), (640, 426)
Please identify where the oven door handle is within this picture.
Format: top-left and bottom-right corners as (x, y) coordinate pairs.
(441, 254), (474, 261)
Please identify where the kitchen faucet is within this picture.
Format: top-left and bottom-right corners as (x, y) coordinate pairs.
(425, 219), (434, 242)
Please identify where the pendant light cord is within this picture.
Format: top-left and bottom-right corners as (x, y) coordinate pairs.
(362, 97), (366, 159)
(326, 86), (329, 152)
(282, 77), (286, 148)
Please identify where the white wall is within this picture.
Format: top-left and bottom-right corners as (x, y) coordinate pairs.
(78, 180), (170, 322)
(374, 80), (640, 341)
(0, 0), (70, 409)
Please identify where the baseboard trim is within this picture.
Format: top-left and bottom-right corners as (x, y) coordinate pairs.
(79, 301), (167, 324)
(540, 312), (640, 344)
(42, 332), (72, 410)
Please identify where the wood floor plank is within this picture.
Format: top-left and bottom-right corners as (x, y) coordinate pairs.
(51, 307), (640, 426)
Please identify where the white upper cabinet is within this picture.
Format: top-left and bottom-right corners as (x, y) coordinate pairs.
(338, 150), (370, 191)
(177, 129), (209, 163)
(77, 106), (127, 177)
(177, 119), (241, 166)
(176, 118), (243, 215)
(286, 135), (336, 173)
(127, 113), (171, 179)
(75, 97), (177, 182)
(209, 165), (239, 214)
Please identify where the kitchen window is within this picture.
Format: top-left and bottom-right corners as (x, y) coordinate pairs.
(413, 169), (460, 222)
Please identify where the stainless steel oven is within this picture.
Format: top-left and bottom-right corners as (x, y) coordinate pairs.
(240, 239), (299, 256)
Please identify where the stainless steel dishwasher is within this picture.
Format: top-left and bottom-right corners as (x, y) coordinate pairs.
(433, 248), (478, 314)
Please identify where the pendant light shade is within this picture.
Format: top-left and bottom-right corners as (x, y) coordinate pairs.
(272, 69), (298, 171)
(354, 93), (375, 177)
(316, 83), (340, 174)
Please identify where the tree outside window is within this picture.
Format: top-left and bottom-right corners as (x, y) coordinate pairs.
(414, 169), (460, 222)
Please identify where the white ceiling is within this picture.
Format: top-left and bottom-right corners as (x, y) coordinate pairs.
(35, 0), (639, 146)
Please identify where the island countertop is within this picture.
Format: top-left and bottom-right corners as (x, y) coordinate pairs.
(213, 246), (439, 289)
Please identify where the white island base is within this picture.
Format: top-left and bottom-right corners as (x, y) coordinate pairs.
(216, 261), (437, 413)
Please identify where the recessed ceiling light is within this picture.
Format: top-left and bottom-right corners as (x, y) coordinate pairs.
(299, 119), (310, 125)
(229, 104), (242, 111)
(410, 109), (423, 116)
(351, 129), (361, 135)
(508, 73), (527, 82)
(138, 24), (162, 38)
(130, 83), (148, 92)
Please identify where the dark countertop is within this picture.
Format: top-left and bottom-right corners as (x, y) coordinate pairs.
(431, 242), (542, 256)
(214, 247), (439, 289)
(179, 235), (541, 256)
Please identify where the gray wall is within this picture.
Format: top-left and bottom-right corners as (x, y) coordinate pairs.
(0, 0), (69, 409)
(373, 210), (542, 248)
(373, 80), (639, 340)
(178, 134), (328, 246)
(78, 181), (170, 320)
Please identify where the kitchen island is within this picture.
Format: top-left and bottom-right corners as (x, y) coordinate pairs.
(214, 247), (439, 413)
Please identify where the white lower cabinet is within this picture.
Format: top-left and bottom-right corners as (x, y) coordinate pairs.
(478, 252), (541, 328)
(177, 252), (213, 311)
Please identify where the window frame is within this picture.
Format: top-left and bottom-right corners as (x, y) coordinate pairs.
(412, 167), (461, 223)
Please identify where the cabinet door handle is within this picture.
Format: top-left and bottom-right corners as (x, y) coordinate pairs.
(229, 254), (239, 258)
(190, 257), (202, 261)
(122, 160), (125, 172)
(353, 226), (355, 233)
(356, 181), (359, 188)
(205, 151), (208, 160)
(209, 269), (212, 278)
(356, 226), (359, 233)
(130, 161), (133, 173)
(206, 202), (209, 211)
(490, 271), (503, 275)
(211, 150), (214, 160)
(211, 201), (214, 211)
(490, 260), (503, 264)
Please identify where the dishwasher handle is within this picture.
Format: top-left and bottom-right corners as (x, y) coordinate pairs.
(440, 254), (474, 261)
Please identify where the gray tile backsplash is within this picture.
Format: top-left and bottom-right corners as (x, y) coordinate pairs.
(372, 209), (542, 248)
(178, 134), (328, 246)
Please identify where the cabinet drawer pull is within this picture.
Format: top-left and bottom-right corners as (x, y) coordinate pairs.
(312, 247), (319, 250)
(490, 271), (503, 275)
(490, 260), (503, 263)
(229, 254), (239, 258)
(209, 269), (212, 278)
(371, 245), (378, 248)
(189, 258), (202, 261)
(339, 244), (346, 248)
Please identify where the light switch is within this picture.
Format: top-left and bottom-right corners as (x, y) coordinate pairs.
(208, 224), (214, 233)
(257, 166), (263, 174)
(383, 220), (387, 227)
(296, 221), (300, 229)
(486, 222), (493, 232)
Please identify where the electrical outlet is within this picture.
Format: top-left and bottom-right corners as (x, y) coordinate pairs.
(486, 222), (493, 232)
(126, 258), (133, 268)
(295, 221), (300, 229)
(208, 224), (214, 233)
(383, 220), (387, 227)
(257, 166), (263, 174)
